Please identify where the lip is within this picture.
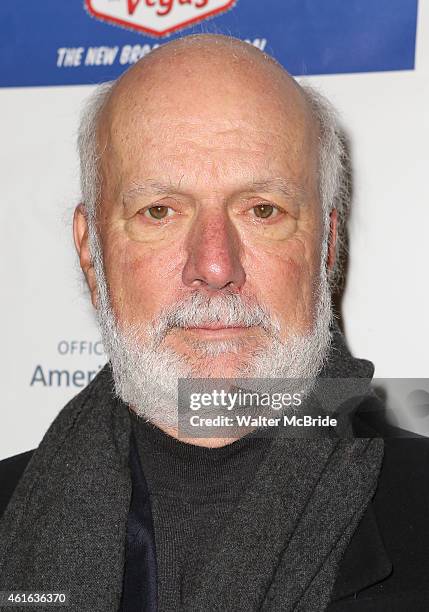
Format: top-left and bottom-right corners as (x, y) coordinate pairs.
(186, 324), (247, 330)
(183, 324), (250, 336)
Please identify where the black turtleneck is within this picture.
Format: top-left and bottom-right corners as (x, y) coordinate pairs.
(130, 410), (272, 611)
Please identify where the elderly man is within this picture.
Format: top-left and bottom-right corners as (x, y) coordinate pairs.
(1, 34), (428, 612)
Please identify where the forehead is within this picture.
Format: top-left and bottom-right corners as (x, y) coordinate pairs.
(98, 50), (319, 193)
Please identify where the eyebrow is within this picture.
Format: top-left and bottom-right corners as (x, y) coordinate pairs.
(122, 177), (306, 202)
(245, 178), (306, 200)
(123, 180), (181, 198)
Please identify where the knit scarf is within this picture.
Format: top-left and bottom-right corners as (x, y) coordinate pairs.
(0, 327), (384, 611)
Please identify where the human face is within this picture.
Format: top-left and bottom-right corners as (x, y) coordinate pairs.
(78, 50), (324, 379)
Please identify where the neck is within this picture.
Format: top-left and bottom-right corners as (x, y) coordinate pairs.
(132, 409), (246, 448)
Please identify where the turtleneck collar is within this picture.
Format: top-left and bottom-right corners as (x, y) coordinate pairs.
(129, 409), (272, 501)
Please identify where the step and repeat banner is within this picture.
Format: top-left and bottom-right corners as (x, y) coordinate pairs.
(1, 0), (428, 458)
(1, 0), (417, 86)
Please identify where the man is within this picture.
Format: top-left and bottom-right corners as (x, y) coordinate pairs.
(1, 34), (428, 612)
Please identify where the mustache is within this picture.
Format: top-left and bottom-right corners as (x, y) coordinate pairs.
(149, 292), (280, 342)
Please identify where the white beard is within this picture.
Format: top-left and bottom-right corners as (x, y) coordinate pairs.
(89, 226), (333, 428)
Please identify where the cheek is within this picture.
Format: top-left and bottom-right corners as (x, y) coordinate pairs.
(102, 233), (185, 322)
(244, 237), (320, 329)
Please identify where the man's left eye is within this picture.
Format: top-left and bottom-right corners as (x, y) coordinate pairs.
(252, 204), (278, 219)
(143, 206), (172, 220)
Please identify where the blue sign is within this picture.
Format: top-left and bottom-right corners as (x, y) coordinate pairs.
(0, 0), (418, 88)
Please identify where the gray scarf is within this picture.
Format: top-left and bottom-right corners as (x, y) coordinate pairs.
(0, 328), (384, 611)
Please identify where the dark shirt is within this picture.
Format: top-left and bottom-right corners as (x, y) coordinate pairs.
(130, 410), (272, 611)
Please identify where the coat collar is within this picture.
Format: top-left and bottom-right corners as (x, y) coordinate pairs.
(330, 500), (392, 601)
(329, 388), (393, 602)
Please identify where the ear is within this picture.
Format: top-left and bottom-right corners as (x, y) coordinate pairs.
(73, 204), (98, 309)
(327, 208), (338, 271)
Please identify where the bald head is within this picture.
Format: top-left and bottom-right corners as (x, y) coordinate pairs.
(105, 34), (309, 115)
(99, 34), (314, 165)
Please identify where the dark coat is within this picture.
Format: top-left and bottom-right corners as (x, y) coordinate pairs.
(1, 411), (429, 611)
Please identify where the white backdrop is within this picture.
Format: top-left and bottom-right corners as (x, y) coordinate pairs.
(1, 2), (428, 460)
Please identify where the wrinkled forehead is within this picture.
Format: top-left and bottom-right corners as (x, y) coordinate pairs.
(96, 44), (320, 189)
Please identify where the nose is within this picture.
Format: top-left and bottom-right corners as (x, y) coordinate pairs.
(182, 209), (246, 292)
